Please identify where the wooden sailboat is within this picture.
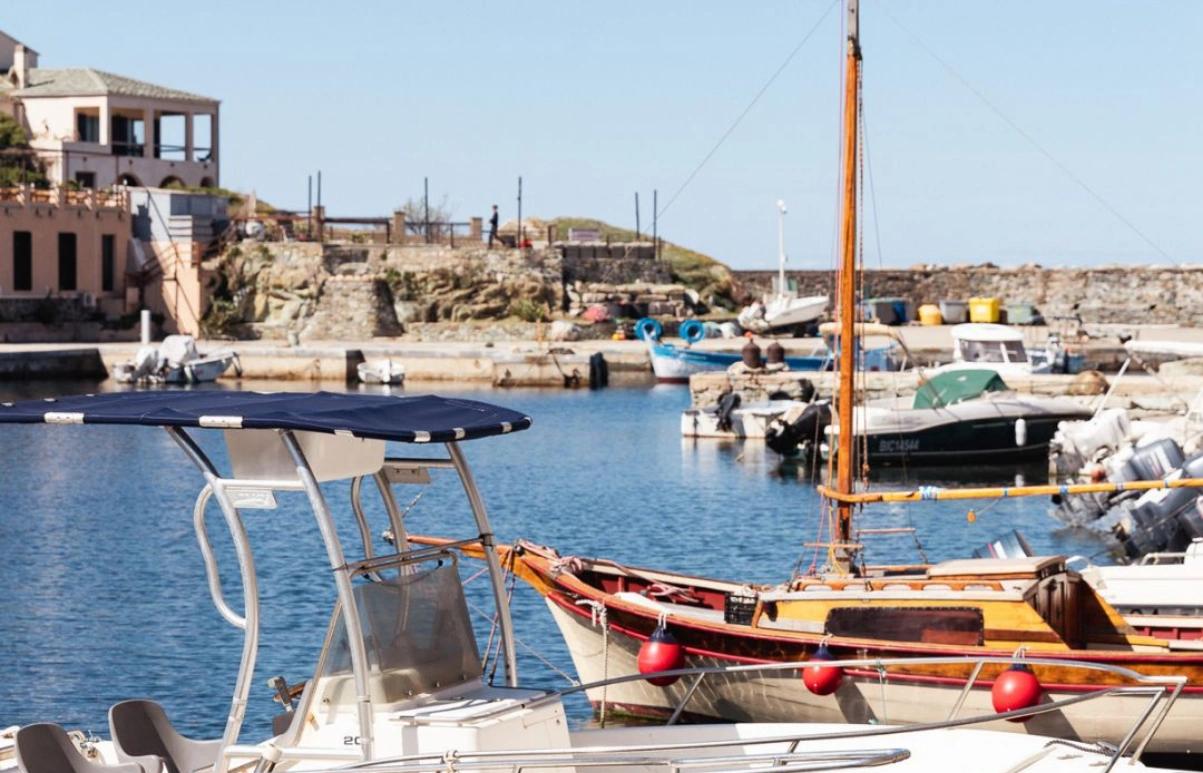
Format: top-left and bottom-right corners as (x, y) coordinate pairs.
(417, 0), (1203, 756)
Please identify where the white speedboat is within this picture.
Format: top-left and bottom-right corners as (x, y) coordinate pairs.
(932, 323), (1078, 379)
(357, 358), (405, 385)
(0, 390), (1167, 773)
(112, 335), (239, 384)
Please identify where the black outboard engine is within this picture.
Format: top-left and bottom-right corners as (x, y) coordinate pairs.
(714, 391), (742, 433)
(765, 402), (832, 457)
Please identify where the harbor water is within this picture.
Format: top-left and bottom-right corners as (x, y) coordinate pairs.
(0, 380), (1111, 740)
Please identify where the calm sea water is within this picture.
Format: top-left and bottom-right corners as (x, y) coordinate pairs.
(0, 380), (1110, 740)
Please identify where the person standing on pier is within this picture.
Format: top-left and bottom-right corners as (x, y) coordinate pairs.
(488, 204), (499, 248)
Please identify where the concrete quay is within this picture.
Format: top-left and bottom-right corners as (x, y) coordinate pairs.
(0, 339), (655, 387)
(689, 368), (1203, 415)
(0, 322), (1198, 388)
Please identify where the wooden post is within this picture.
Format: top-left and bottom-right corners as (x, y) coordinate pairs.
(391, 210), (406, 245)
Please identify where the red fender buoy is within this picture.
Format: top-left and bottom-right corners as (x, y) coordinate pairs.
(802, 644), (843, 696)
(991, 664), (1042, 722)
(638, 626), (684, 686)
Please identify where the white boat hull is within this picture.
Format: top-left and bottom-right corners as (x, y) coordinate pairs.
(547, 600), (1203, 754)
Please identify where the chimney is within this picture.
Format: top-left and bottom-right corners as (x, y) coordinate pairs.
(12, 44), (31, 89)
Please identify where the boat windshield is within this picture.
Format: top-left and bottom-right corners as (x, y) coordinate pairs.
(320, 561), (483, 705)
(958, 339), (1027, 364)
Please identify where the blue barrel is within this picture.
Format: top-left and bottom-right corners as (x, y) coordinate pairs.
(635, 317), (663, 342)
(679, 319), (706, 344)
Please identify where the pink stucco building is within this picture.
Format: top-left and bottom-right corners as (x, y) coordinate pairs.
(0, 30), (220, 190)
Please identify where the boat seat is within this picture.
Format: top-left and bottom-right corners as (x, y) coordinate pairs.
(15, 723), (158, 773)
(108, 700), (222, 773)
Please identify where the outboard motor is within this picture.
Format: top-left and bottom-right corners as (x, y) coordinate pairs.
(765, 402), (832, 457)
(1112, 448), (1203, 560)
(714, 391), (742, 433)
(1121, 438), (1184, 482)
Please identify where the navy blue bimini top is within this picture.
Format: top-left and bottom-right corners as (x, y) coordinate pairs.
(0, 391), (532, 443)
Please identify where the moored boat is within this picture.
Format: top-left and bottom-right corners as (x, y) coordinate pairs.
(413, 0), (1203, 758)
(356, 358), (406, 385)
(441, 538), (1203, 754)
(648, 340), (830, 384)
(833, 369), (1092, 463)
(111, 335), (240, 385)
(0, 390), (1157, 773)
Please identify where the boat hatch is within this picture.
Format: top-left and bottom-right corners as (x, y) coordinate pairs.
(927, 556), (1065, 580)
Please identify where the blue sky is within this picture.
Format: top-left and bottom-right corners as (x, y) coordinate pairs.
(10, 1), (1202, 269)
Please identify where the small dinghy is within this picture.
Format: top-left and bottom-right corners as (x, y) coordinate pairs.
(356, 358), (405, 385)
(112, 335), (240, 385)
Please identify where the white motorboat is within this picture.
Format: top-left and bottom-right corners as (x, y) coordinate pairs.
(0, 389), (1169, 773)
(932, 323), (1079, 379)
(681, 398), (810, 439)
(357, 358), (405, 385)
(112, 335), (240, 384)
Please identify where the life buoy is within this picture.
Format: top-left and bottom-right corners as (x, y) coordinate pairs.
(679, 320), (706, 344)
(634, 317), (663, 342)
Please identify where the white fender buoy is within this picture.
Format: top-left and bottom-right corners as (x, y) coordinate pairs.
(1015, 418), (1027, 447)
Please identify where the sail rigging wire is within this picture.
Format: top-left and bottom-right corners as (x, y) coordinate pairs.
(655, 0), (840, 221)
(879, 5), (1178, 266)
(861, 105), (886, 271)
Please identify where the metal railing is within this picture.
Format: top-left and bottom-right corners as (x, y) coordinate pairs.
(245, 655), (1183, 772)
(303, 747), (911, 773)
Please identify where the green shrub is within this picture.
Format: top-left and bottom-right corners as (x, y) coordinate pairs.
(509, 298), (549, 322)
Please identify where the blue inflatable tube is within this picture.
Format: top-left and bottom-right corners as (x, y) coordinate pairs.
(635, 317), (663, 342)
(679, 319), (706, 344)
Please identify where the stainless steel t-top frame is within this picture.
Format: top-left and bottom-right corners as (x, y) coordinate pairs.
(164, 425), (518, 766)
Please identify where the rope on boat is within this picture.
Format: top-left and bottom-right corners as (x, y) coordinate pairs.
(577, 599), (610, 727)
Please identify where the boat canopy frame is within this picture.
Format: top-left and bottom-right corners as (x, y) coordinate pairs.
(169, 425), (519, 766)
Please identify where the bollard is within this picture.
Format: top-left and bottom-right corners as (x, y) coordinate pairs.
(140, 309), (151, 344)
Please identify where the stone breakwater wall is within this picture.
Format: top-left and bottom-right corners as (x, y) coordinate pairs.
(207, 242), (695, 341)
(735, 265), (1202, 324)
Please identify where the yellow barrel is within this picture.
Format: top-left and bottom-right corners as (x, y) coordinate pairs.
(918, 304), (943, 326)
(968, 296), (1001, 323)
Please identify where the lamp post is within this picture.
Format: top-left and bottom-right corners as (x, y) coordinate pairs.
(776, 199), (788, 296)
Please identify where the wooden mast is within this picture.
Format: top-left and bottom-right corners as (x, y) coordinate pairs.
(834, 0), (861, 562)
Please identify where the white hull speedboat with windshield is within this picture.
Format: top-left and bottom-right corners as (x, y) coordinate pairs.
(932, 323), (1077, 379)
(0, 388), (1171, 773)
